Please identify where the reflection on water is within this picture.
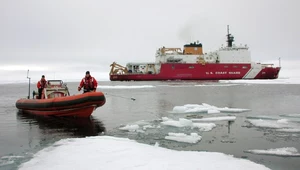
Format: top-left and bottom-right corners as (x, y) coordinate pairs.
(17, 111), (106, 137)
(2, 82), (300, 170)
(228, 120), (234, 134)
(0, 112), (107, 170)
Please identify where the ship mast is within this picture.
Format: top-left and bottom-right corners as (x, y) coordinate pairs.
(279, 57), (281, 67)
(226, 25), (234, 47)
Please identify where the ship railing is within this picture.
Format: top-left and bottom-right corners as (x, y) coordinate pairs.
(160, 48), (182, 55)
(127, 63), (158, 75)
(261, 64), (275, 67)
(110, 62), (159, 75)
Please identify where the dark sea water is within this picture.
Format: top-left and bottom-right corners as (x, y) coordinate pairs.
(0, 81), (300, 170)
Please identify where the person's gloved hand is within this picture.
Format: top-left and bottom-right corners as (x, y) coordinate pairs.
(78, 87), (81, 91)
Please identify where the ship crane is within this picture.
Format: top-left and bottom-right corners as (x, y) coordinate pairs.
(110, 62), (128, 75)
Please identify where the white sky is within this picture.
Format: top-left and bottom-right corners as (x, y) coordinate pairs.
(0, 0), (299, 81)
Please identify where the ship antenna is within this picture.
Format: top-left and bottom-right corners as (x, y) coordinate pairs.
(226, 25), (234, 47)
(227, 25), (229, 35)
(27, 69), (31, 99)
(279, 57), (281, 67)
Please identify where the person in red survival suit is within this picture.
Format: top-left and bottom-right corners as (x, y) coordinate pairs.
(36, 75), (47, 99)
(78, 71), (98, 93)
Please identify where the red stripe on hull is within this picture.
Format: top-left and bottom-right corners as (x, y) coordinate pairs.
(110, 63), (280, 81)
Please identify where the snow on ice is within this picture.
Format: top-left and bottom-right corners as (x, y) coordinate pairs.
(165, 133), (202, 144)
(19, 136), (271, 170)
(191, 116), (236, 122)
(161, 117), (216, 132)
(172, 103), (250, 114)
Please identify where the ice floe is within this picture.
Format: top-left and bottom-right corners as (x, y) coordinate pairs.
(119, 124), (141, 132)
(245, 147), (300, 157)
(165, 133), (202, 144)
(219, 78), (300, 84)
(119, 123), (160, 132)
(246, 119), (297, 129)
(0, 159), (14, 166)
(142, 125), (156, 130)
(172, 103), (250, 114)
(194, 84), (240, 87)
(161, 117), (193, 127)
(191, 116), (236, 122)
(280, 114), (300, 118)
(195, 83), (241, 87)
(218, 107), (250, 113)
(207, 109), (221, 114)
(247, 115), (300, 123)
(246, 115), (281, 120)
(158, 84), (196, 88)
(0, 155), (24, 166)
(192, 123), (217, 131)
(246, 117), (300, 134)
(277, 119), (289, 124)
(161, 117), (216, 131)
(18, 136), (271, 170)
(276, 128), (300, 133)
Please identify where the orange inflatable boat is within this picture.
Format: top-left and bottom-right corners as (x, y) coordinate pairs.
(16, 80), (106, 118)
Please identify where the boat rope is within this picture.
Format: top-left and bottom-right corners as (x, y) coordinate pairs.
(105, 93), (136, 101)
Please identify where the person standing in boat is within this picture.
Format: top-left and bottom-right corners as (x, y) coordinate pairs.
(78, 71), (98, 93)
(36, 75), (47, 99)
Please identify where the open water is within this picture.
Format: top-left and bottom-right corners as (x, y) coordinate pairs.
(0, 80), (300, 170)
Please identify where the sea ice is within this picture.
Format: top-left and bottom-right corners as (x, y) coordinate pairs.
(165, 132), (202, 144)
(119, 124), (140, 132)
(246, 119), (294, 129)
(276, 128), (300, 133)
(280, 114), (300, 118)
(172, 103), (250, 114)
(161, 117), (216, 131)
(245, 147), (300, 157)
(192, 116), (236, 122)
(19, 136), (271, 170)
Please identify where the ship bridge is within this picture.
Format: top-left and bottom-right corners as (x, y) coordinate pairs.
(155, 26), (254, 64)
(155, 41), (204, 64)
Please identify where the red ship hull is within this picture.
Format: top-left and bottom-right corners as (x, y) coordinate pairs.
(110, 63), (281, 81)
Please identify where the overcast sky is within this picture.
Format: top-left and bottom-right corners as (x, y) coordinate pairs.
(0, 0), (299, 82)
